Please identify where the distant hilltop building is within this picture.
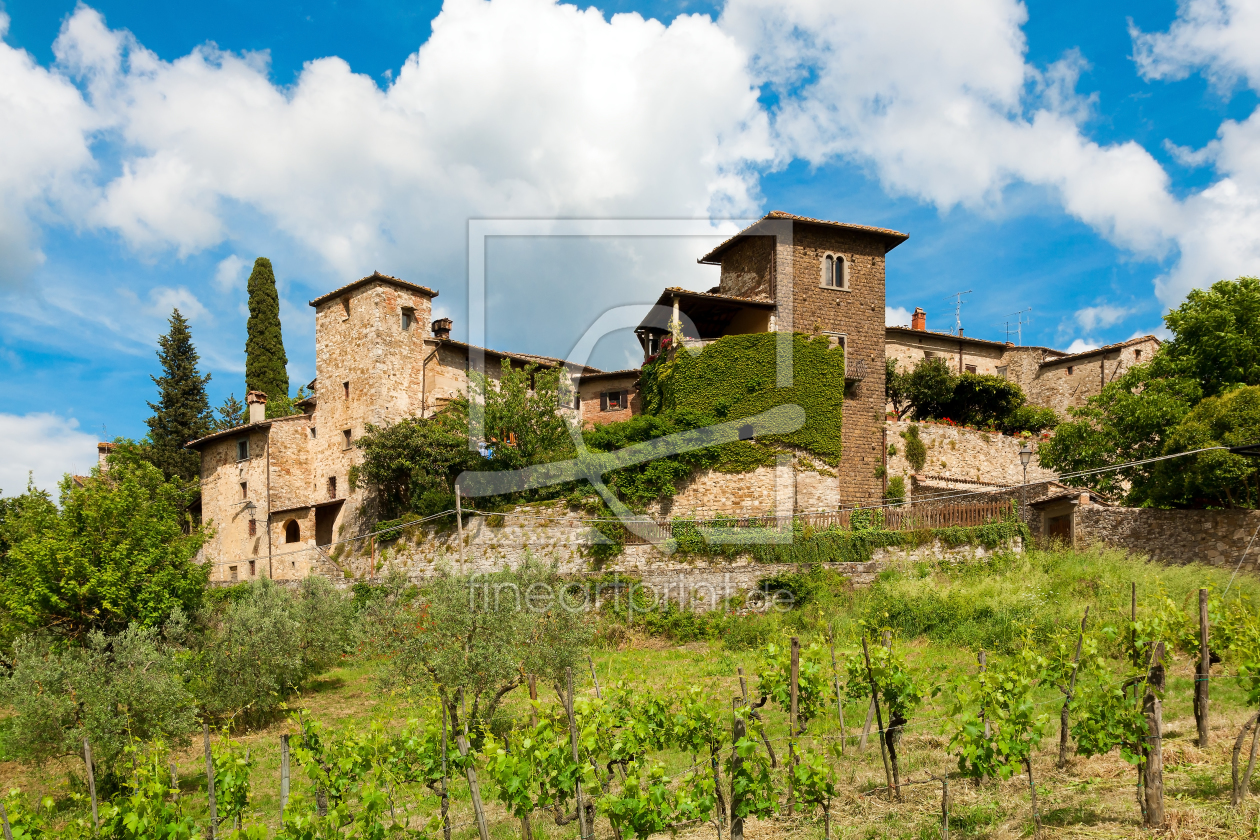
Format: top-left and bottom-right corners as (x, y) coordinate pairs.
(185, 211), (1158, 582)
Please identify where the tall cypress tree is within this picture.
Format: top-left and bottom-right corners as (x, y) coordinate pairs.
(245, 256), (289, 406)
(146, 309), (212, 480)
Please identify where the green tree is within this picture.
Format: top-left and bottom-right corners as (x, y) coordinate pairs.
(350, 412), (471, 520)
(0, 456), (208, 640)
(1146, 385), (1260, 508)
(211, 393), (246, 431)
(2, 624), (197, 780)
(245, 257), (289, 407)
(1038, 364), (1203, 502)
(364, 561), (592, 738)
(145, 309), (212, 480)
(1161, 276), (1260, 397)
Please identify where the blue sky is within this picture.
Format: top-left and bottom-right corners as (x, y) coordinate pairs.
(3, 0), (1260, 492)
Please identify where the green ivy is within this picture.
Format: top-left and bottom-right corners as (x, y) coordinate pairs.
(639, 333), (846, 463)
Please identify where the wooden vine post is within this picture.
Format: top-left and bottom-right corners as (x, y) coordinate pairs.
(565, 668), (591, 840)
(454, 482), (465, 570)
(861, 636), (896, 798)
(203, 725), (217, 840)
(1, 801), (13, 840)
(82, 737), (99, 832)
(1231, 713), (1260, 806)
(1142, 642), (1166, 828)
(280, 734), (290, 820)
(737, 666), (777, 767)
(788, 636), (800, 815)
(858, 631), (890, 752)
(940, 776), (949, 840)
(978, 651), (990, 741)
(440, 704), (452, 840)
(1059, 607), (1089, 767)
(731, 702), (746, 840)
(454, 689), (491, 840)
(585, 658), (624, 840)
(1195, 588), (1211, 749)
(828, 622), (846, 754)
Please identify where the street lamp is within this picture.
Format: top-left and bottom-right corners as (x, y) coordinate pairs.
(1019, 442), (1034, 520)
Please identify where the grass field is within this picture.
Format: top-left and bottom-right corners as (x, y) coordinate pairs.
(5, 546), (1260, 838)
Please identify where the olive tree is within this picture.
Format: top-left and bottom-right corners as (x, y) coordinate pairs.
(364, 558), (592, 740)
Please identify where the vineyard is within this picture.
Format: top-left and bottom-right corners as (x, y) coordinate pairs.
(6, 548), (1260, 838)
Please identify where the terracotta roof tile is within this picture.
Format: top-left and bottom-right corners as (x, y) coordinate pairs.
(698, 211), (909, 264)
(308, 271), (438, 307)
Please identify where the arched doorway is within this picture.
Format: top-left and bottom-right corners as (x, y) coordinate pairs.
(284, 519), (300, 543)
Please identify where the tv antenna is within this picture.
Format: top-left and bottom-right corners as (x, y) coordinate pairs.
(1001, 307), (1033, 345)
(945, 290), (972, 336)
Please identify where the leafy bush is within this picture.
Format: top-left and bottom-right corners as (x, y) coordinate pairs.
(191, 576), (354, 726)
(900, 425), (927, 472)
(885, 475), (906, 503)
(1, 624), (197, 782)
(0, 456), (207, 641)
(1000, 404), (1059, 435)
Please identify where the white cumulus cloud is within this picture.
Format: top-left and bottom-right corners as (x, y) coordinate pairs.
(886, 305), (912, 327)
(1064, 338), (1099, 354)
(0, 413), (101, 495)
(1075, 304), (1133, 332)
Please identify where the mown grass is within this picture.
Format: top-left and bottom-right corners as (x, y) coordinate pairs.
(6, 546), (1260, 838)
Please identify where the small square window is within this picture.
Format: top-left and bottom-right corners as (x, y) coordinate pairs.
(343, 429), (352, 449)
(401, 308), (414, 331)
(996, 366), (1008, 379)
(237, 438), (249, 460)
(965, 364), (977, 374)
(248, 519), (256, 537)
(240, 482), (248, 500)
(343, 381), (350, 400)
(1134, 349), (1143, 361)
(1067, 366), (1074, 376)
(602, 391), (626, 412)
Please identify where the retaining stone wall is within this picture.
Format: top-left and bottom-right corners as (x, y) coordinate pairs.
(1076, 506), (1260, 573)
(884, 419), (1057, 501)
(305, 503), (1021, 609)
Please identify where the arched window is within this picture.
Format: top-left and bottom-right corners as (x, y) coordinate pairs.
(821, 254), (848, 289)
(285, 519), (301, 543)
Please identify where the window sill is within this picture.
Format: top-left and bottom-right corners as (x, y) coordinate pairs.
(818, 285), (852, 292)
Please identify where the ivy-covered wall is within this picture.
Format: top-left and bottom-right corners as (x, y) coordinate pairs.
(640, 333), (846, 464)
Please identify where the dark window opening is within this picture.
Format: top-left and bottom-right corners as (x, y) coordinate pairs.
(601, 390), (626, 412)
(229, 566), (238, 582)
(341, 297), (350, 318)
(328, 476), (338, 499)
(1067, 366), (1074, 376)
(401, 308), (414, 331)
(1135, 349), (1143, 361)
(343, 429), (352, 449)
(343, 381), (350, 399)
(965, 364), (977, 374)
(738, 423), (754, 441)
(236, 438), (249, 460)
(248, 519), (256, 537)
(285, 519), (300, 543)
(240, 481), (248, 500)
(249, 560), (257, 576)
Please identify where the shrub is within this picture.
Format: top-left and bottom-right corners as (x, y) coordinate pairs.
(191, 577), (353, 726)
(1, 624), (196, 782)
(885, 475), (906, 504)
(901, 425), (927, 472)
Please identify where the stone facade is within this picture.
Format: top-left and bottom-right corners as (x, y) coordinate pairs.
(886, 320), (1160, 416)
(191, 272), (583, 579)
(883, 419), (1057, 503)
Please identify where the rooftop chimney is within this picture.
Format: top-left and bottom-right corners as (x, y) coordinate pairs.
(431, 318), (452, 340)
(911, 307), (926, 331)
(246, 390), (268, 424)
(97, 442), (115, 472)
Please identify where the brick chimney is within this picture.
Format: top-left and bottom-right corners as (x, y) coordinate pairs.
(97, 442), (115, 472)
(246, 390), (268, 424)
(431, 318), (452, 340)
(911, 307), (926, 331)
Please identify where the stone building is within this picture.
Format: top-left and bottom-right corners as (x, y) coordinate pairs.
(187, 271), (590, 583)
(633, 210), (908, 506)
(886, 306), (1160, 414)
(577, 369), (641, 426)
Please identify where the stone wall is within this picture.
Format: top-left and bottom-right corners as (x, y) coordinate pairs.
(1028, 340), (1157, 412)
(292, 502), (1021, 609)
(1075, 506), (1260, 573)
(718, 236), (775, 299)
(884, 419), (1057, 502)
